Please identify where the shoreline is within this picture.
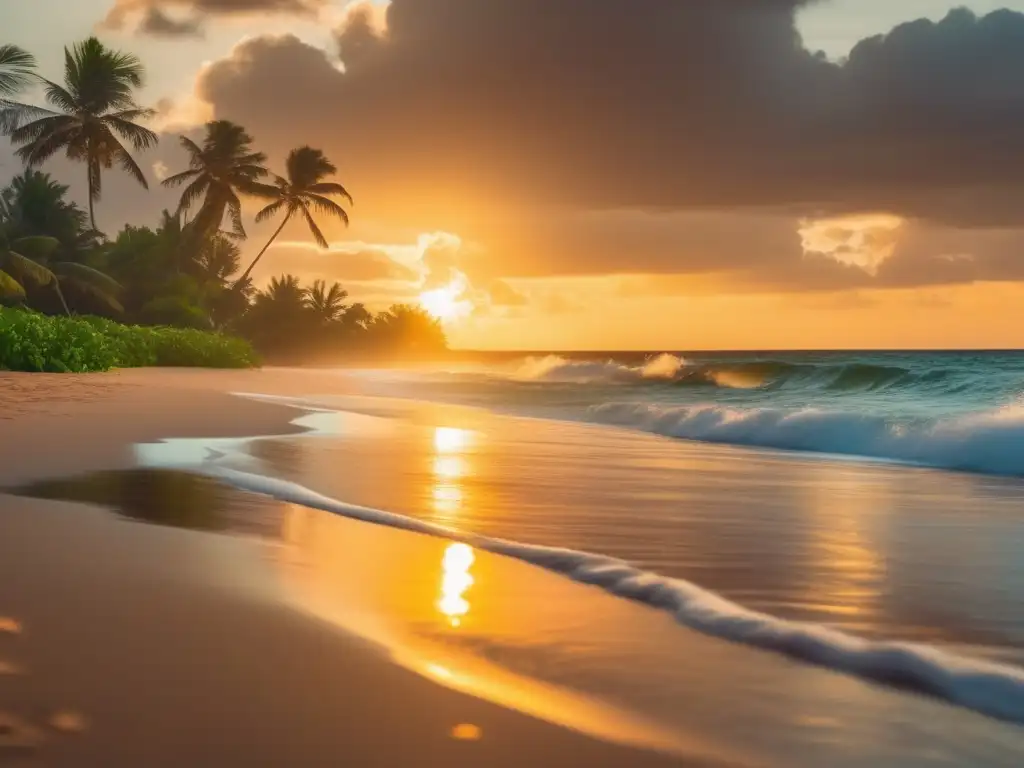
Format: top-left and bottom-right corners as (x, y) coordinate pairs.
(0, 369), (700, 767)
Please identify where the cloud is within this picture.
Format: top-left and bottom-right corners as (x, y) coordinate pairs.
(192, 3), (1024, 226)
(102, 0), (328, 35)
(137, 7), (204, 37)
(152, 161), (170, 181)
(254, 241), (420, 284)
(799, 214), (904, 276)
(486, 280), (527, 307)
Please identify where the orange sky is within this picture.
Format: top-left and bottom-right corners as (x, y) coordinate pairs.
(7, 0), (1024, 349)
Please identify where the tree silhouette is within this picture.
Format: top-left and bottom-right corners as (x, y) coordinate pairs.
(5, 38), (157, 230)
(235, 146), (351, 286)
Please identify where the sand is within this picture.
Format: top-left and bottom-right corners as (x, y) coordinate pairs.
(0, 369), (700, 767)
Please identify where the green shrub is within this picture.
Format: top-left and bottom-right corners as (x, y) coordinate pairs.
(0, 308), (260, 372)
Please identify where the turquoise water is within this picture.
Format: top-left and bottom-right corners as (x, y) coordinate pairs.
(361, 351), (1024, 476)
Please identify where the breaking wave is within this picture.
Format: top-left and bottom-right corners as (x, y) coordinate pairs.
(588, 402), (1024, 476)
(510, 354), (966, 394)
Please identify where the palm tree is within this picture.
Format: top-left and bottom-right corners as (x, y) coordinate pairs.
(257, 274), (306, 309)
(162, 121), (269, 242)
(1, 170), (96, 253)
(304, 279), (348, 322)
(195, 235), (241, 285)
(5, 38), (157, 231)
(235, 146), (352, 287)
(0, 232), (121, 314)
(0, 44), (35, 99)
(342, 302), (372, 330)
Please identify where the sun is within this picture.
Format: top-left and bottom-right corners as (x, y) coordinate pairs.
(419, 281), (470, 322)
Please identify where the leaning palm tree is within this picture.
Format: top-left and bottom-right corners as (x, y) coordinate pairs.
(304, 279), (348, 322)
(162, 120), (269, 242)
(0, 44), (35, 99)
(5, 38), (157, 231)
(234, 146), (352, 287)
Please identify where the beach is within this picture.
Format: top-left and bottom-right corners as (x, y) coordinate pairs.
(0, 370), (696, 766)
(3, 367), (1024, 766)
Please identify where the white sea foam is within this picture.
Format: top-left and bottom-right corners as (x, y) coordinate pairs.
(588, 402), (1024, 477)
(513, 354), (687, 384)
(186, 463), (1024, 724)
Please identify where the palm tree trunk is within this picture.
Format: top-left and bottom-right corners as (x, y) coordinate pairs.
(54, 281), (71, 317)
(87, 148), (98, 232)
(235, 211), (291, 288)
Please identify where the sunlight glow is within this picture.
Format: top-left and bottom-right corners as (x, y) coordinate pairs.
(434, 427), (471, 454)
(438, 543), (476, 626)
(419, 276), (473, 322)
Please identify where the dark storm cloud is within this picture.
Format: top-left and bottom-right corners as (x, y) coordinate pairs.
(195, 2), (1024, 229)
(138, 8), (204, 37)
(103, 0), (326, 36)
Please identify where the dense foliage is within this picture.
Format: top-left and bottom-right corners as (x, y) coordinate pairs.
(0, 307), (258, 372)
(0, 38), (449, 370)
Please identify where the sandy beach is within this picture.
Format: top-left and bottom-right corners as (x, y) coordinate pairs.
(4, 368), (1024, 767)
(0, 369), (700, 767)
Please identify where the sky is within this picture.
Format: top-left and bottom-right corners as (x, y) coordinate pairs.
(5, 0), (1024, 350)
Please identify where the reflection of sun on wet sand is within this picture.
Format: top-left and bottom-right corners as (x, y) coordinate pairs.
(439, 543), (475, 627)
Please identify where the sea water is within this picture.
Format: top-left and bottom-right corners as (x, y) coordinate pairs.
(128, 353), (1024, 742)
(355, 350), (1024, 477)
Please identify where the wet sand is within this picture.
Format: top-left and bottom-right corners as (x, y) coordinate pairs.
(0, 369), (701, 767)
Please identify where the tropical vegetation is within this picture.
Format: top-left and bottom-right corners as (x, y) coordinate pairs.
(0, 37), (448, 372)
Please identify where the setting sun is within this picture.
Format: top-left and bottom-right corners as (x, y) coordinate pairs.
(419, 281), (471, 322)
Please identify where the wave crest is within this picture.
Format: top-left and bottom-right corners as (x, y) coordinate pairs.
(509, 355), (961, 394)
(588, 401), (1024, 476)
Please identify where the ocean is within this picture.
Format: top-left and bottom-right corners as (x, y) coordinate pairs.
(125, 353), (1024, 760)
(359, 350), (1024, 477)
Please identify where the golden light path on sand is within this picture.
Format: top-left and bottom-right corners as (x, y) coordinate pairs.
(269, 419), (698, 759)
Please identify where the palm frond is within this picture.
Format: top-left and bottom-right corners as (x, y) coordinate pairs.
(53, 261), (122, 294)
(226, 192), (246, 239)
(104, 114), (158, 150)
(1, 248), (56, 286)
(41, 78), (79, 114)
(178, 135), (204, 161)
(255, 198), (286, 223)
(9, 114), (77, 145)
(10, 236), (61, 258)
(233, 164), (272, 180)
(0, 44), (36, 97)
(303, 193), (350, 226)
(114, 144), (150, 190)
(161, 168), (201, 188)
(236, 151), (268, 167)
(0, 101), (58, 133)
(174, 175), (209, 216)
(242, 180), (283, 199)
(300, 204), (329, 249)
(0, 268), (26, 300)
(306, 182), (353, 205)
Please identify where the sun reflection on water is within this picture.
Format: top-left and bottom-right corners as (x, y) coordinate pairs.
(434, 427), (471, 454)
(430, 426), (474, 520)
(438, 543), (475, 627)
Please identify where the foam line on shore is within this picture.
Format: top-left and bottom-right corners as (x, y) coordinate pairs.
(191, 463), (1024, 725)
